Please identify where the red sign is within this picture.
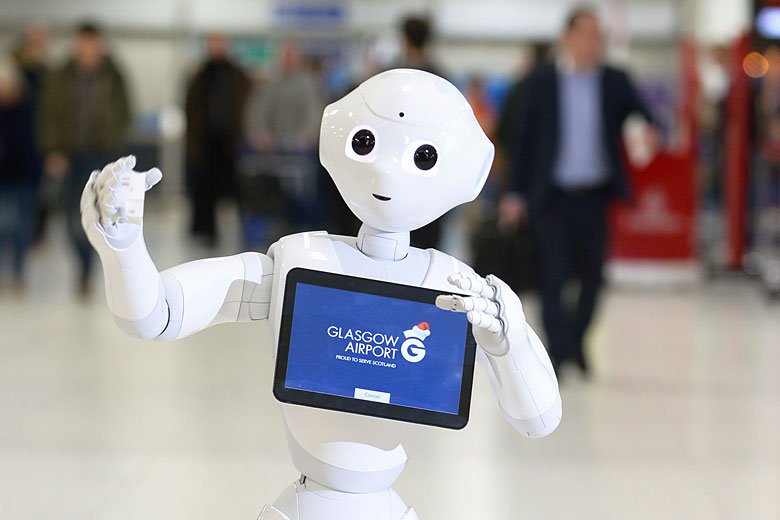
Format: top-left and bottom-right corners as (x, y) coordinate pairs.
(610, 152), (696, 260)
(610, 39), (698, 262)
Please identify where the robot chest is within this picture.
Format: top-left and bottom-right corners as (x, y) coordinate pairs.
(281, 234), (426, 281)
(266, 232), (476, 472)
(267, 232), (472, 344)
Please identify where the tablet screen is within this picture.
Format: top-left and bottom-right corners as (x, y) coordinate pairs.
(273, 268), (476, 429)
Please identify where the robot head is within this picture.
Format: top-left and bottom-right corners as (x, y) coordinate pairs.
(319, 69), (494, 233)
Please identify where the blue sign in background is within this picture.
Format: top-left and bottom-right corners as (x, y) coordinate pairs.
(285, 283), (469, 414)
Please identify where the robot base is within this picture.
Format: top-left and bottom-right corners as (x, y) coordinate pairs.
(259, 476), (419, 520)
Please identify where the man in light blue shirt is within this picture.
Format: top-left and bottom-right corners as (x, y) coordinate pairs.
(502, 6), (658, 377)
(554, 64), (608, 189)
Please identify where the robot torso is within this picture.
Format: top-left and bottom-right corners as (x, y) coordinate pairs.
(266, 231), (473, 493)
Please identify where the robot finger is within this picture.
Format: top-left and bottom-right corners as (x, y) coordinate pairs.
(463, 296), (499, 315)
(93, 158), (136, 227)
(100, 211), (119, 229)
(98, 187), (121, 214)
(98, 180), (123, 215)
(119, 154), (137, 172)
(96, 168), (120, 200)
(79, 170), (100, 215)
(107, 155), (131, 175)
(99, 201), (119, 227)
(435, 294), (498, 315)
(96, 157), (130, 192)
(101, 171), (120, 193)
(143, 167), (163, 190)
(465, 310), (503, 334)
(447, 272), (496, 299)
(462, 273), (496, 299)
(103, 164), (138, 199)
(98, 158), (122, 181)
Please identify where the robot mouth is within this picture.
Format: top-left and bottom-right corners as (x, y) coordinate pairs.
(372, 194), (392, 201)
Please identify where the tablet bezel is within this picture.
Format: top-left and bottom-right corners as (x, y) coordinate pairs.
(273, 267), (477, 430)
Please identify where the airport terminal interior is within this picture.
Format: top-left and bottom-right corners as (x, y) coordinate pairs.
(1, 0), (779, 519)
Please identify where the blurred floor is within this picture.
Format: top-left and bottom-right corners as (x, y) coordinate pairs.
(1, 199), (779, 520)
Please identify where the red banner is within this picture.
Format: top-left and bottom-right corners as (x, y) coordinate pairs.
(610, 152), (696, 260)
(610, 39), (698, 261)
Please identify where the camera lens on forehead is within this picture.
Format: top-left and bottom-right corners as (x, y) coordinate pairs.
(351, 129), (375, 156)
(413, 144), (437, 170)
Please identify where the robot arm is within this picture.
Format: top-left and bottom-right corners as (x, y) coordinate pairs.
(80, 156), (273, 341)
(436, 273), (561, 438)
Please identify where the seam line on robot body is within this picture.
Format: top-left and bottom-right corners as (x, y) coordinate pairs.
(111, 277), (168, 339)
(490, 354), (544, 425)
(157, 272), (184, 340)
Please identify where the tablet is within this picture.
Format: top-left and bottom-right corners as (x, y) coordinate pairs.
(273, 268), (477, 430)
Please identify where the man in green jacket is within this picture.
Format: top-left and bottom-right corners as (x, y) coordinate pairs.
(41, 22), (130, 297)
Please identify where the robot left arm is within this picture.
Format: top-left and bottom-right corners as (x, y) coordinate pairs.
(80, 157), (274, 341)
(437, 273), (561, 438)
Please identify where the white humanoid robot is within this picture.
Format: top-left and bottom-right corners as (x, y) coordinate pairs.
(81, 69), (561, 519)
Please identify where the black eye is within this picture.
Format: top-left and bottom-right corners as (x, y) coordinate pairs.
(413, 144), (438, 170)
(351, 129), (375, 156)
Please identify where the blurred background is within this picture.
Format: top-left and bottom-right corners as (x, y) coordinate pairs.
(0, 0), (779, 519)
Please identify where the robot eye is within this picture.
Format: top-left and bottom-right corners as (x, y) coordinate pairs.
(352, 129), (376, 156)
(402, 140), (440, 176)
(345, 125), (380, 163)
(413, 145), (438, 171)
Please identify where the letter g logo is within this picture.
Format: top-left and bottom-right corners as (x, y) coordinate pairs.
(401, 322), (430, 363)
(401, 338), (426, 363)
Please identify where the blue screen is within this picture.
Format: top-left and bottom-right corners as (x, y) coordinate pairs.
(285, 282), (469, 415)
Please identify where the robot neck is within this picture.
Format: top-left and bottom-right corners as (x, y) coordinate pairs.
(356, 224), (410, 261)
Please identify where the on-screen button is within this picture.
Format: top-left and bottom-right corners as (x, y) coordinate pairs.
(354, 388), (390, 403)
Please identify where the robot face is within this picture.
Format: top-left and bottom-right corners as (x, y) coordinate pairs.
(319, 69), (495, 233)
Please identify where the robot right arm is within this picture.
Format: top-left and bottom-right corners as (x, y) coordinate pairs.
(80, 156), (273, 341)
(437, 273), (561, 438)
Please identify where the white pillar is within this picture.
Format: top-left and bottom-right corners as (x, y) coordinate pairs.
(692, 0), (751, 44)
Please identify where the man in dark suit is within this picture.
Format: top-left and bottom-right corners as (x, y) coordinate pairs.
(502, 6), (658, 376)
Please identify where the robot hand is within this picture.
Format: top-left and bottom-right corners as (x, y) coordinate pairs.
(436, 273), (525, 357)
(438, 273), (560, 436)
(80, 155), (162, 250)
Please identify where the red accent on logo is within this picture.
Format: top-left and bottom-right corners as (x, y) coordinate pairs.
(417, 322), (430, 331)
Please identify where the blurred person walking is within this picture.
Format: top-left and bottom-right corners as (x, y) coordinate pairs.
(0, 57), (40, 294)
(497, 43), (552, 181)
(185, 33), (249, 248)
(474, 45), (552, 296)
(246, 43), (322, 229)
(754, 46), (780, 169)
(41, 22), (130, 297)
(396, 16), (443, 78)
(13, 24), (48, 93)
(696, 45), (729, 211)
(502, 7), (657, 376)
(465, 76), (498, 141)
(304, 55), (356, 236)
(394, 16), (446, 249)
(13, 23), (50, 245)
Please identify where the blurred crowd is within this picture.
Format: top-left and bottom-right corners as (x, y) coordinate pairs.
(1, 22), (129, 298)
(0, 9), (654, 382)
(0, 16), (470, 299)
(1, 9), (778, 364)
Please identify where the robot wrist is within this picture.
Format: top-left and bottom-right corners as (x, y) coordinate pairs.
(92, 225), (150, 271)
(477, 334), (510, 357)
(100, 221), (142, 250)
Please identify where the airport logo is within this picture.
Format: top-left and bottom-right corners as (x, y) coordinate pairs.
(328, 321), (431, 366)
(401, 322), (431, 363)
